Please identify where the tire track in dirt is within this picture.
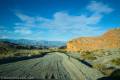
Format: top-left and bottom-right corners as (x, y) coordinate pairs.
(0, 52), (104, 80)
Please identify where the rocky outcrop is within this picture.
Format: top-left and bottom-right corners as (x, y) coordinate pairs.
(67, 28), (120, 52)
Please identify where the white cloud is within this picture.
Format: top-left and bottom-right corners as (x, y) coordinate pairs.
(87, 1), (113, 14)
(15, 13), (50, 27)
(14, 27), (32, 35)
(15, 12), (35, 24)
(14, 1), (114, 40)
(0, 26), (10, 34)
(41, 12), (102, 29)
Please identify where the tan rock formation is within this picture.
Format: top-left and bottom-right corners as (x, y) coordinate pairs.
(67, 28), (120, 52)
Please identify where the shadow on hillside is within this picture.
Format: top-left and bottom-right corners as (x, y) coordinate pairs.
(98, 69), (120, 80)
(67, 54), (93, 68)
(79, 60), (93, 67)
(0, 52), (48, 65)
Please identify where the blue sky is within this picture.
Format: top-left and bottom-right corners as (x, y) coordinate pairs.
(0, 0), (120, 41)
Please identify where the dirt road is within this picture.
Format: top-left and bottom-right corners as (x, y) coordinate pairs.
(0, 52), (104, 80)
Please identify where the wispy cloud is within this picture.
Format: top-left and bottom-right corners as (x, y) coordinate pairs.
(13, 1), (113, 40)
(87, 1), (113, 14)
(14, 27), (32, 35)
(0, 25), (13, 39)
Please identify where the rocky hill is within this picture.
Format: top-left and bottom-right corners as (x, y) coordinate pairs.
(67, 28), (120, 52)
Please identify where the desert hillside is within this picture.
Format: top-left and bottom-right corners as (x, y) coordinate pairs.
(67, 28), (120, 52)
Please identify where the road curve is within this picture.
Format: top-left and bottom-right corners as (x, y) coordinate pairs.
(0, 52), (104, 80)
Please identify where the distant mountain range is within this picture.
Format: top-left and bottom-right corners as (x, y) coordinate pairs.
(0, 39), (66, 48)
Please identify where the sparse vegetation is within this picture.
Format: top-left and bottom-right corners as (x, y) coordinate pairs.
(0, 43), (67, 59)
(79, 51), (97, 60)
(93, 63), (113, 75)
(0, 49), (51, 59)
(0, 39), (120, 80)
(111, 58), (120, 66)
(14, 49), (50, 56)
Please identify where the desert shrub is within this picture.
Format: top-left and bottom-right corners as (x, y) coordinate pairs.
(85, 51), (92, 54)
(81, 51), (96, 60)
(93, 63), (116, 75)
(0, 46), (17, 59)
(0, 47), (8, 54)
(93, 63), (105, 69)
(83, 54), (96, 60)
(93, 63), (107, 74)
(111, 58), (120, 66)
(14, 49), (45, 57)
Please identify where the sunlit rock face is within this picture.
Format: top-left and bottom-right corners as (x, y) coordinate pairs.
(67, 28), (120, 52)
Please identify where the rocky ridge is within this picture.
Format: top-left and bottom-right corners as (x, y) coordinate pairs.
(67, 28), (120, 52)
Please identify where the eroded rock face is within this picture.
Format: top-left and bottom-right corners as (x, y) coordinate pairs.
(67, 28), (120, 52)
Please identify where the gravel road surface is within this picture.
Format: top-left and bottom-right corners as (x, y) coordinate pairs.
(0, 52), (104, 80)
